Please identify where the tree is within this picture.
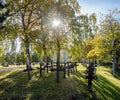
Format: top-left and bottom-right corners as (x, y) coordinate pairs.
(0, 0), (9, 29)
(31, 52), (39, 62)
(0, 0), (9, 63)
(33, 26), (50, 63)
(86, 34), (104, 62)
(6, 0), (80, 81)
(69, 13), (97, 61)
(100, 9), (120, 75)
(7, 0), (47, 79)
(46, 0), (80, 82)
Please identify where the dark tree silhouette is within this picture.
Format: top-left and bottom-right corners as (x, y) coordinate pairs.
(0, 1), (9, 29)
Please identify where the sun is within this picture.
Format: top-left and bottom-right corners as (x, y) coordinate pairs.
(53, 19), (61, 27)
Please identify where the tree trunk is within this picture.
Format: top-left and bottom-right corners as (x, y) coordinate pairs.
(25, 41), (32, 70)
(26, 64), (31, 80)
(112, 54), (115, 76)
(43, 44), (48, 73)
(112, 40), (118, 75)
(25, 34), (32, 80)
(56, 40), (60, 83)
(67, 62), (70, 77)
(116, 53), (119, 69)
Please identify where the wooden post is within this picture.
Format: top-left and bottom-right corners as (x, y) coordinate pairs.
(67, 62), (70, 77)
(51, 62), (53, 69)
(70, 63), (73, 73)
(75, 62), (77, 72)
(73, 64), (75, 72)
(63, 63), (66, 78)
(46, 62), (48, 73)
(40, 63), (42, 77)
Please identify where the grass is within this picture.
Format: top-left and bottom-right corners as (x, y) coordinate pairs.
(93, 66), (120, 100)
(0, 64), (120, 100)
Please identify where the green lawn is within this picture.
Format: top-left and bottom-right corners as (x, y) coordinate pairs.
(0, 64), (120, 100)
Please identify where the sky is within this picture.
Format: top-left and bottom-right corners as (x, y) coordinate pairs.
(77, 0), (120, 21)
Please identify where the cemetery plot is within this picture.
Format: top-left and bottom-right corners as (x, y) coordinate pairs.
(0, 64), (120, 100)
(34, 62), (78, 81)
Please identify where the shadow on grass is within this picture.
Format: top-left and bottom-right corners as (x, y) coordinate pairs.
(0, 70), (87, 100)
(0, 70), (32, 99)
(29, 71), (84, 100)
(93, 75), (120, 100)
(71, 71), (99, 100)
(115, 68), (120, 80)
(1, 68), (119, 100)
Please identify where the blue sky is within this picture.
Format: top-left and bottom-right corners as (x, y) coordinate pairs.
(77, 0), (120, 21)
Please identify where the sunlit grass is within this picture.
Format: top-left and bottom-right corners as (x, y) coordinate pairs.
(93, 66), (120, 100)
(0, 64), (120, 99)
(96, 66), (120, 87)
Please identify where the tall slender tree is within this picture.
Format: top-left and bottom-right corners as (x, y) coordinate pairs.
(46, 0), (80, 82)
(7, 0), (47, 79)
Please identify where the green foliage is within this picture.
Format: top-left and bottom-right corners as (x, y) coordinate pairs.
(69, 13), (97, 61)
(99, 9), (120, 64)
(85, 34), (104, 61)
(16, 52), (26, 64)
(2, 0), (81, 66)
(31, 52), (39, 62)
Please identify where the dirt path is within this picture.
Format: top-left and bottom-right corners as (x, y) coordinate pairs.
(0, 66), (24, 72)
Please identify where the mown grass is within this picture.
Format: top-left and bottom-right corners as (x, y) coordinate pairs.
(0, 64), (120, 100)
(93, 66), (120, 100)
